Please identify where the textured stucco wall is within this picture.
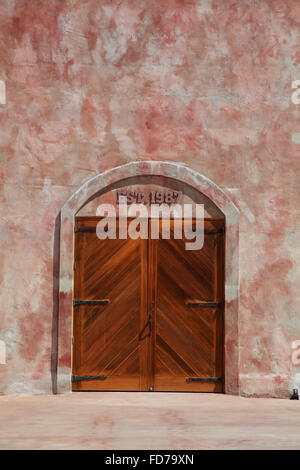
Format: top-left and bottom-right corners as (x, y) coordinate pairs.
(0, 0), (299, 396)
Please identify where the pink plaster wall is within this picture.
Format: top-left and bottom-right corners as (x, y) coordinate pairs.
(0, 0), (299, 396)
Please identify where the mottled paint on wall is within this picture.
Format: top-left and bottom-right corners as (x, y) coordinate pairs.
(0, 0), (299, 396)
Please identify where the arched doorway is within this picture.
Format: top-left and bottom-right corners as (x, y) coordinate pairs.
(56, 162), (239, 394)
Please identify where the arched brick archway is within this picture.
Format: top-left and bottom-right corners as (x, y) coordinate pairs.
(57, 161), (239, 394)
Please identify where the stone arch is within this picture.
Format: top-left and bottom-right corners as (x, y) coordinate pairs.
(57, 161), (239, 394)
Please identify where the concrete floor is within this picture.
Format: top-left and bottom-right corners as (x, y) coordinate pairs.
(0, 392), (299, 450)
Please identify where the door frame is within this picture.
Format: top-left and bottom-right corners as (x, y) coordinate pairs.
(55, 161), (239, 395)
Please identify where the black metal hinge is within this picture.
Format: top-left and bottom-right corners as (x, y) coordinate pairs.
(186, 301), (223, 307)
(72, 375), (107, 382)
(205, 227), (225, 235)
(186, 377), (223, 383)
(73, 299), (110, 306)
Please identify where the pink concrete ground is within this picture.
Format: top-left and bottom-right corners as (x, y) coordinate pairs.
(0, 393), (299, 450)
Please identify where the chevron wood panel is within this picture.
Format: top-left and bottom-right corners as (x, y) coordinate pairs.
(72, 218), (148, 391)
(153, 219), (225, 392)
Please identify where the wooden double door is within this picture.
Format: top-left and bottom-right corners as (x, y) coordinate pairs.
(72, 217), (225, 392)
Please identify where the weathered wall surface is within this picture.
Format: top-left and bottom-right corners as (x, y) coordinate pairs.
(0, 0), (299, 396)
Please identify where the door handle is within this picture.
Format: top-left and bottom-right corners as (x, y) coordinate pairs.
(138, 311), (153, 341)
(148, 311), (152, 334)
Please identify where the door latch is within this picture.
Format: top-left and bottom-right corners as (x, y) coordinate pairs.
(73, 299), (110, 306)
